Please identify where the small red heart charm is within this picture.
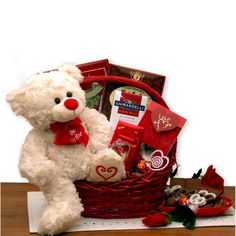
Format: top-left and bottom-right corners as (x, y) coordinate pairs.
(151, 107), (179, 132)
(96, 165), (118, 181)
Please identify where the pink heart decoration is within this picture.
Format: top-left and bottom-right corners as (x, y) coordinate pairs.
(151, 107), (179, 132)
(96, 165), (118, 181)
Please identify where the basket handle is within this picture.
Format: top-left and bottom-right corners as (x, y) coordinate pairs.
(82, 76), (169, 109)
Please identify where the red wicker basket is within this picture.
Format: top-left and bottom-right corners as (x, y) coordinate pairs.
(74, 76), (177, 219)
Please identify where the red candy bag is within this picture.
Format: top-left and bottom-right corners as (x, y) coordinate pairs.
(110, 121), (144, 173)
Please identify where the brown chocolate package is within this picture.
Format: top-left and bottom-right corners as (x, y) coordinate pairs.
(109, 64), (165, 95)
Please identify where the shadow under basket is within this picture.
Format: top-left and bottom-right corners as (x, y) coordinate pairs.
(74, 156), (176, 219)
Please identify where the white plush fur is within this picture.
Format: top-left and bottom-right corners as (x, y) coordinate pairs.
(6, 65), (126, 235)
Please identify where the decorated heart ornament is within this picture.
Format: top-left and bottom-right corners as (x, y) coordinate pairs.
(145, 149), (169, 171)
(151, 107), (179, 132)
(96, 165), (118, 181)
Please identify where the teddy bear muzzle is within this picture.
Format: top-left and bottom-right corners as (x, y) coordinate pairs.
(64, 98), (79, 110)
(52, 97), (83, 122)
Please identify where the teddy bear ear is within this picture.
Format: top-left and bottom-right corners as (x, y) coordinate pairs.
(6, 88), (26, 115)
(58, 64), (84, 83)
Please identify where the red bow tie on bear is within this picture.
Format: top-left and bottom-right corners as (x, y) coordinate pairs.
(50, 117), (89, 146)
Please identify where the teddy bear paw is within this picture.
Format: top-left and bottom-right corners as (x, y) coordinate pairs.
(88, 148), (126, 182)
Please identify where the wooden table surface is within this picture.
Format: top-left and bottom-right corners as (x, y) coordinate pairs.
(1, 183), (235, 236)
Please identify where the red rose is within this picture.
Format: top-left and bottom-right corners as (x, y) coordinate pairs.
(142, 212), (170, 227)
(201, 165), (224, 191)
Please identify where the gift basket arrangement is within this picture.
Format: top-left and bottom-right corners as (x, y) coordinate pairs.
(74, 59), (233, 227)
(74, 59), (186, 218)
(6, 59), (233, 235)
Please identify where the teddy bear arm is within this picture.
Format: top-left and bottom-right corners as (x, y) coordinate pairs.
(81, 108), (113, 152)
(19, 129), (56, 186)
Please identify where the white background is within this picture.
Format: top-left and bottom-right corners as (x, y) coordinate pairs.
(0, 0), (235, 186)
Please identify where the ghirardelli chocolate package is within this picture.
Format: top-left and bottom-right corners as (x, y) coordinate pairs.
(110, 91), (148, 129)
(102, 84), (153, 119)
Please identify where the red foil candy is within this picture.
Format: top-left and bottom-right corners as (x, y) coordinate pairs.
(137, 160), (149, 173)
(178, 195), (189, 206)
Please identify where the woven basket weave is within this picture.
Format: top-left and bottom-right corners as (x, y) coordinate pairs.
(75, 154), (175, 218)
(74, 76), (176, 219)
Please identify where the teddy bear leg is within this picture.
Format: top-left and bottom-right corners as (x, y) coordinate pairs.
(37, 177), (83, 235)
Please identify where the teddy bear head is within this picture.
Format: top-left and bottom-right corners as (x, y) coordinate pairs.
(7, 65), (86, 129)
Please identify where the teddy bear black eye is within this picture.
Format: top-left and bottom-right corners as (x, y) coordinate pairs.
(66, 92), (73, 97)
(54, 97), (61, 104)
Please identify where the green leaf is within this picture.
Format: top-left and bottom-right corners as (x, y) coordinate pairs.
(166, 215), (172, 224)
(169, 205), (196, 229)
(183, 216), (196, 229)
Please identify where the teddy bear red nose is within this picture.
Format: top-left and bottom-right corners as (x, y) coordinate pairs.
(64, 98), (79, 110)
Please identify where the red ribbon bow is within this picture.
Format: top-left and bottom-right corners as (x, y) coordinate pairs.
(50, 117), (89, 146)
(201, 165), (224, 191)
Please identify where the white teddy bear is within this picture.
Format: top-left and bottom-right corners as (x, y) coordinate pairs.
(6, 65), (126, 235)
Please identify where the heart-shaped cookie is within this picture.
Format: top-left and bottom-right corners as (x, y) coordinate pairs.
(151, 107), (179, 132)
(96, 165), (118, 181)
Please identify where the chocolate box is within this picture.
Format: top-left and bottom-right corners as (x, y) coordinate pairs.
(109, 63), (165, 95)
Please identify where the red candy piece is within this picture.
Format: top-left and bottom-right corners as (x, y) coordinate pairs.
(178, 195), (189, 206)
(137, 160), (148, 173)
